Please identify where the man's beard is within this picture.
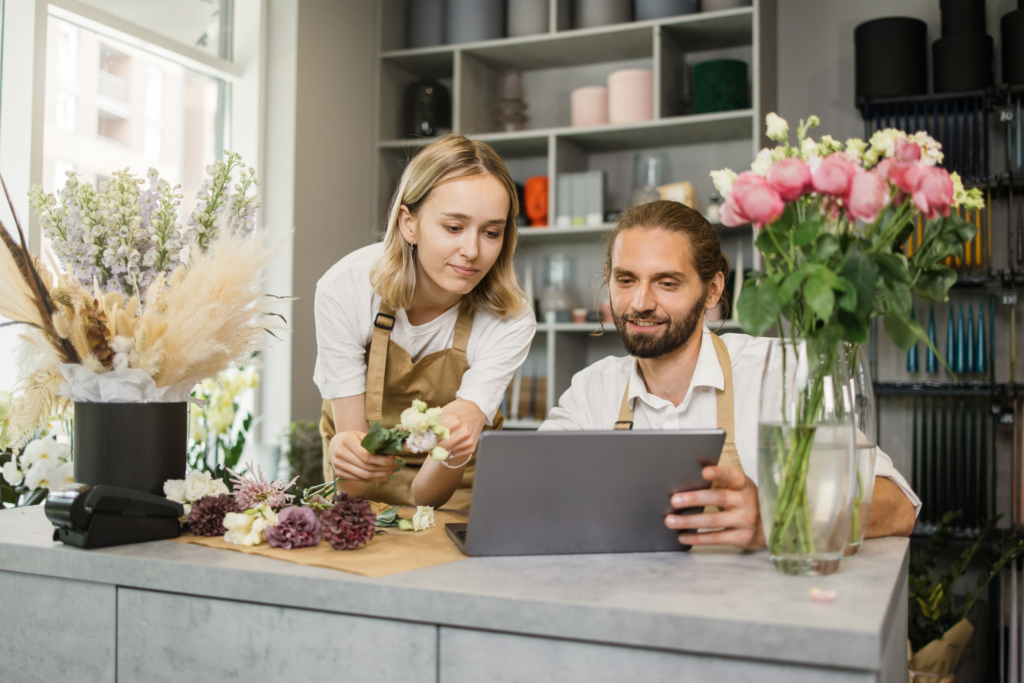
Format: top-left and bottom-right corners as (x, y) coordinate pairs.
(612, 290), (708, 359)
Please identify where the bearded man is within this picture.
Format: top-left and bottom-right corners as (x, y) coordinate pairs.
(539, 201), (918, 549)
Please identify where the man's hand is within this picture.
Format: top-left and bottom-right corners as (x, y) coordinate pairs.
(329, 430), (399, 483)
(664, 466), (765, 550)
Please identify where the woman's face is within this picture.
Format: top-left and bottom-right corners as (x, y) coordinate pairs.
(399, 173), (510, 300)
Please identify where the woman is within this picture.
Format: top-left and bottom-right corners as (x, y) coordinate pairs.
(315, 133), (536, 510)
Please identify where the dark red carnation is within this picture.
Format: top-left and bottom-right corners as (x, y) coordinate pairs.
(187, 494), (241, 537)
(318, 492), (376, 550)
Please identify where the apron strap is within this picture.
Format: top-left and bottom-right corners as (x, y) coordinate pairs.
(365, 301), (396, 423)
(709, 333), (736, 448)
(452, 298), (475, 353)
(614, 380), (633, 430)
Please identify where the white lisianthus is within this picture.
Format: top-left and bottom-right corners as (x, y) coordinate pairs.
(58, 461), (75, 487)
(412, 399), (427, 412)
(412, 506), (435, 531)
(163, 478), (188, 503)
(25, 460), (60, 491)
(425, 407), (443, 428)
(184, 469), (215, 502)
(431, 446), (450, 462)
(402, 411), (430, 434)
(432, 424), (451, 441)
(2, 459), (24, 486)
(710, 168), (737, 195)
(765, 112), (789, 142)
(223, 512), (257, 545)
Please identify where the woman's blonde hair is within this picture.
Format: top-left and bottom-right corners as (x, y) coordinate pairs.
(370, 133), (525, 317)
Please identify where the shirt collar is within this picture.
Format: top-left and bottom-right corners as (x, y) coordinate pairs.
(627, 324), (724, 412)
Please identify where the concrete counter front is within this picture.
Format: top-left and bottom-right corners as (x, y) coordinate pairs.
(0, 506), (907, 682)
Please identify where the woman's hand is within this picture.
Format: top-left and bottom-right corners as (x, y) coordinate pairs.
(329, 430), (398, 483)
(436, 399), (487, 461)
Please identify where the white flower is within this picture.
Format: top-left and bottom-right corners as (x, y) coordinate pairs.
(401, 411), (430, 434)
(406, 430), (438, 453)
(398, 519), (414, 531)
(910, 131), (943, 166)
(164, 478), (187, 503)
(21, 438), (57, 467)
(2, 460), (23, 486)
(184, 469), (214, 502)
(25, 461), (60, 491)
(868, 128), (904, 160)
(751, 147), (785, 176)
(58, 461), (75, 487)
(765, 113), (789, 142)
(411, 399), (427, 412)
(845, 137), (867, 159)
(412, 506), (435, 531)
(425, 407), (443, 427)
(431, 446), (450, 461)
(223, 512), (258, 545)
(208, 478), (229, 496)
(432, 424), (451, 441)
(50, 442), (71, 464)
(710, 168), (737, 195)
(799, 137), (818, 160)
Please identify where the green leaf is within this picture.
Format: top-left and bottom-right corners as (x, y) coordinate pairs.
(871, 252), (911, 284)
(883, 312), (920, 352)
(839, 253), (877, 318)
(777, 270), (807, 305)
(793, 219), (821, 247)
(913, 265), (958, 302)
(838, 310), (869, 343)
(737, 279), (780, 337)
(754, 225), (783, 256)
(361, 422), (389, 454)
(375, 506), (400, 528)
(816, 234), (840, 261)
(804, 277), (835, 320)
(836, 278), (858, 313)
(882, 280), (913, 316)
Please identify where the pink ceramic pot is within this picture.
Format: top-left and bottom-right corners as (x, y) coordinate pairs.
(571, 86), (609, 127)
(607, 69), (653, 124)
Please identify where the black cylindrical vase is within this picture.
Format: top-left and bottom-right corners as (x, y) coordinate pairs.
(73, 402), (188, 496)
(1003, 8), (1024, 84)
(933, 33), (994, 92)
(855, 18), (928, 101)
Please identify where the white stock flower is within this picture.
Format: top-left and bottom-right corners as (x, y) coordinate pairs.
(431, 446), (450, 462)
(164, 478), (188, 503)
(799, 137), (818, 160)
(845, 138), (867, 159)
(2, 460), (23, 486)
(751, 147), (785, 176)
(765, 113), (789, 142)
(25, 461), (60, 491)
(710, 168), (737, 195)
(412, 506), (435, 531)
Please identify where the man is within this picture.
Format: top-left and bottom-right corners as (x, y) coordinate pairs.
(539, 201), (918, 549)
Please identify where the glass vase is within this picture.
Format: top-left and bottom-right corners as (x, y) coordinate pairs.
(758, 338), (855, 576)
(846, 343), (877, 555)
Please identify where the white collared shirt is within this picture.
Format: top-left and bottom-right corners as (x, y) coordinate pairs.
(539, 325), (921, 516)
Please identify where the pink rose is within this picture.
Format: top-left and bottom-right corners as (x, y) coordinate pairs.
(846, 170), (890, 223)
(912, 166), (953, 219)
(895, 140), (921, 163)
(766, 158), (811, 201)
(730, 172), (785, 229)
(887, 162), (926, 196)
(811, 154), (856, 197)
(719, 194), (748, 227)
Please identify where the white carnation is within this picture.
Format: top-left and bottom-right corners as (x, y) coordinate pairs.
(412, 506), (435, 531)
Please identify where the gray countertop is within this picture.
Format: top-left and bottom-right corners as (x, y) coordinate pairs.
(0, 506), (908, 671)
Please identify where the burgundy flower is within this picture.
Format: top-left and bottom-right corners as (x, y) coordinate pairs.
(265, 506), (322, 549)
(318, 492), (376, 550)
(187, 494), (241, 537)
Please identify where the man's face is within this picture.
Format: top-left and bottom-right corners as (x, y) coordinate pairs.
(608, 227), (717, 359)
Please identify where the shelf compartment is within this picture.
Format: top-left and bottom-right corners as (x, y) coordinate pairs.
(557, 109), (753, 152)
(380, 47), (455, 79)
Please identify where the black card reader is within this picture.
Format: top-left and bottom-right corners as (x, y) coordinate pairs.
(45, 484), (184, 549)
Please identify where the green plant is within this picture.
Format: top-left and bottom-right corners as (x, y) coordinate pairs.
(283, 420), (325, 491)
(909, 511), (1024, 652)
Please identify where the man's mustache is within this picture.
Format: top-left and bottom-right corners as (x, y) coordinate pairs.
(618, 309), (671, 324)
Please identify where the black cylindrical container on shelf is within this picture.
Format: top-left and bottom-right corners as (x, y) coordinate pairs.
(404, 79), (452, 137)
(940, 0), (987, 37)
(635, 0), (698, 21)
(73, 401), (188, 496)
(854, 18), (928, 101)
(933, 33), (993, 92)
(407, 0), (446, 48)
(1003, 6), (1024, 84)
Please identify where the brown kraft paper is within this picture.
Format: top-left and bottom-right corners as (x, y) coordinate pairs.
(907, 618), (975, 683)
(174, 503), (468, 578)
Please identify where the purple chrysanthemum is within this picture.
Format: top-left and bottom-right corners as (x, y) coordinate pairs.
(265, 506), (322, 549)
(318, 492), (376, 550)
(187, 494), (241, 536)
(228, 466), (298, 510)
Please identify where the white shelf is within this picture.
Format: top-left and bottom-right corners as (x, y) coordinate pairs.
(502, 419), (545, 430)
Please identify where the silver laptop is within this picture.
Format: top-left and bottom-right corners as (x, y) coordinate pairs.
(445, 429), (725, 556)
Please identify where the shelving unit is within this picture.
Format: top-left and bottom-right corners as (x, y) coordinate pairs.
(372, 0), (776, 425)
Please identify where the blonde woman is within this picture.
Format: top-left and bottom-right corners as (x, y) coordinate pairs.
(315, 133), (536, 510)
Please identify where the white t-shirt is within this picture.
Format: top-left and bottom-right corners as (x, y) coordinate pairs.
(539, 324), (921, 517)
(313, 244), (537, 423)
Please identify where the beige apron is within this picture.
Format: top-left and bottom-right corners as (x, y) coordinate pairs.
(612, 332), (743, 474)
(320, 299), (501, 510)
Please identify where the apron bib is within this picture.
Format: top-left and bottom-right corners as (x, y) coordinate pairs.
(320, 298), (502, 510)
(612, 332), (743, 474)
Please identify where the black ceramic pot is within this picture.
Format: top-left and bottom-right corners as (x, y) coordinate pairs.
(854, 18), (928, 101)
(1003, 7), (1024, 84)
(933, 33), (994, 92)
(73, 401), (188, 496)
(404, 79), (452, 137)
